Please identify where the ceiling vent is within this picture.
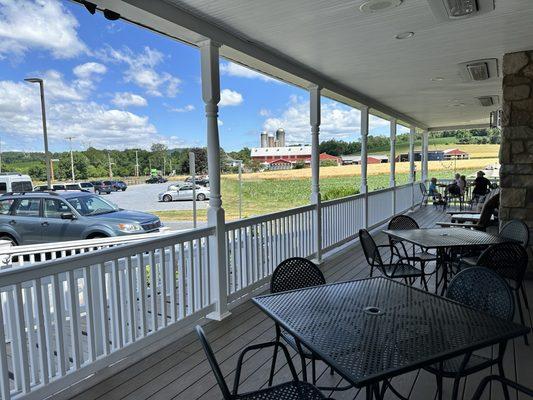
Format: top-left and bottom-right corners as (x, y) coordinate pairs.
(477, 95), (499, 107)
(360, 0), (402, 14)
(458, 58), (499, 82)
(427, 0), (495, 22)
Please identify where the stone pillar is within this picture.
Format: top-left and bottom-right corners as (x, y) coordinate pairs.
(500, 50), (533, 275)
(360, 106), (369, 228)
(199, 39), (230, 320)
(309, 85), (322, 262)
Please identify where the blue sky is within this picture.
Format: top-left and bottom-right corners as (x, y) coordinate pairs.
(0, 0), (407, 152)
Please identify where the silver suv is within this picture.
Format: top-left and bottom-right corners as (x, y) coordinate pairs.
(0, 191), (162, 245)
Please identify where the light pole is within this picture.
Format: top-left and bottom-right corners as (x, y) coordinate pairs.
(107, 152), (114, 179)
(66, 136), (75, 182)
(50, 159), (60, 183)
(236, 160), (243, 219)
(25, 78), (52, 189)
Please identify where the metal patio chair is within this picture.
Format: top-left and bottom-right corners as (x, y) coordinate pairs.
(268, 258), (336, 388)
(471, 376), (533, 400)
(424, 267), (515, 400)
(476, 242), (530, 344)
(196, 326), (330, 400)
(359, 228), (423, 283)
(387, 215), (436, 290)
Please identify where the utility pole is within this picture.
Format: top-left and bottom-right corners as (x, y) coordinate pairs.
(163, 156), (166, 176)
(108, 152), (114, 179)
(0, 137), (3, 174)
(135, 150), (139, 177)
(67, 136), (75, 182)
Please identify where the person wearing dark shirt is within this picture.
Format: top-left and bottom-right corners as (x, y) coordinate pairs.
(472, 171), (491, 196)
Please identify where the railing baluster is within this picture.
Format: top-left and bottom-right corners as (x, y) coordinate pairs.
(169, 246), (177, 324)
(110, 261), (123, 349)
(23, 284), (38, 385)
(66, 271), (81, 369)
(186, 241), (194, 314)
(159, 248), (168, 327)
(178, 243), (186, 319)
(83, 267), (97, 362)
(97, 264), (110, 356)
(148, 251), (157, 332)
(52, 274), (66, 376)
(0, 295), (10, 400)
(34, 279), (49, 385)
(136, 254), (147, 337)
(125, 256), (136, 343)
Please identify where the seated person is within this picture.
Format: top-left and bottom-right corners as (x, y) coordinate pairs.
(459, 175), (467, 195)
(428, 177), (443, 203)
(472, 171), (491, 200)
(445, 173), (462, 197)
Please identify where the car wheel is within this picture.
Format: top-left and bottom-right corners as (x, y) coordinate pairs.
(96, 189), (101, 195)
(122, 188), (126, 191)
(0, 234), (17, 246)
(197, 193), (206, 201)
(163, 194), (173, 202)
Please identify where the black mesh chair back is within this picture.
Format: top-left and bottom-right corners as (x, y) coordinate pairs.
(270, 257), (325, 294)
(447, 267), (514, 321)
(500, 220), (530, 248)
(420, 182), (428, 195)
(388, 215), (419, 230)
(196, 326), (232, 400)
(476, 243), (528, 290)
(359, 229), (384, 267)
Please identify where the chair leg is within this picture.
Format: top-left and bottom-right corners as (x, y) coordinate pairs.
(436, 374), (443, 400)
(311, 358), (317, 385)
(498, 360), (511, 400)
(516, 291), (529, 345)
(268, 341), (278, 386)
(330, 365), (334, 375)
(420, 262), (429, 291)
(299, 353), (308, 382)
(451, 377), (461, 400)
(520, 284), (530, 310)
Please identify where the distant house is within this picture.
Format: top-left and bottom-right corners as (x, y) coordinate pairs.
(397, 149), (470, 162)
(341, 155), (388, 165)
(310, 153), (342, 165)
(443, 148), (470, 159)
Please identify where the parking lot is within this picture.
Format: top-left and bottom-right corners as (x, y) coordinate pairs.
(104, 181), (209, 212)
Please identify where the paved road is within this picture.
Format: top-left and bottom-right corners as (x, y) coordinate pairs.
(102, 181), (209, 212)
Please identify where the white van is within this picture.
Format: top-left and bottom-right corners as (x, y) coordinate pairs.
(0, 173), (33, 194)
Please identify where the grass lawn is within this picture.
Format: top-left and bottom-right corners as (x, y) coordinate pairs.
(155, 164), (488, 222)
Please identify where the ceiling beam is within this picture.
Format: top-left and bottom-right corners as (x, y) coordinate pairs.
(79, 0), (427, 129)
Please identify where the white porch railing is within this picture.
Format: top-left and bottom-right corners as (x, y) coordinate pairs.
(0, 182), (423, 399)
(0, 227), (215, 400)
(225, 204), (316, 305)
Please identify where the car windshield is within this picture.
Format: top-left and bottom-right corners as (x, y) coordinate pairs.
(67, 195), (119, 216)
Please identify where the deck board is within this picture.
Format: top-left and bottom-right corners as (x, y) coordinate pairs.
(69, 205), (533, 400)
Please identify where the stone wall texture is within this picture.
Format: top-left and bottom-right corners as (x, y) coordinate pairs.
(501, 50), (533, 275)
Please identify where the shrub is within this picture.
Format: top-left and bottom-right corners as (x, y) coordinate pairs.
(320, 159), (338, 167)
(293, 161), (305, 169)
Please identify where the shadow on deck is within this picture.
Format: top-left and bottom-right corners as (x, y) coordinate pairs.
(68, 205), (533, 400)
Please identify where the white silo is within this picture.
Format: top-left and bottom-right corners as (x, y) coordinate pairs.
(267, 134), (275, 147)
(276, 128), (286, 147)
(260, 131), (268, 148)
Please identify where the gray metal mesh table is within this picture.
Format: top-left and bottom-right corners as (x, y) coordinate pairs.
(253, 277), (528, 392)
(383, 228), (514, 294)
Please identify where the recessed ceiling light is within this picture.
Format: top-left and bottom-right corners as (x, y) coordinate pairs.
(395, 31), (415, 40)
(360, 0), (402, 14)
(431, 77), (445, 81)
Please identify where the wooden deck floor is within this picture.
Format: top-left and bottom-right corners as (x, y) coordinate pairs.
(69, 206), (533, 400)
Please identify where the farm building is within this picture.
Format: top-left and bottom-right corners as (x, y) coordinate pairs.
(397, 149), (469, 162)
(251, 145), (312, 163)
(267, 158), (293, 170)
(341, 154), (389, 165)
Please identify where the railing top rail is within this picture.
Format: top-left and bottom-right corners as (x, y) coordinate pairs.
(0, 226), (215, 287)
(225, 204), (315, 229)
(0, 230), (178, 257)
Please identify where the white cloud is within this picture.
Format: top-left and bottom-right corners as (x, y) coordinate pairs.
(111, 92), (148, 108)
(0, 0), (87, 60)
(219, 89), (243, 107)
(262, 97), (390, 144)
(220, 62), (278, 83)
(0, 76), (165, 149)
(217, 119), (223, 126)
(171, 104), (195, 113)
(73, 62), (107, 79)
(100, 46), (181, 97)
(259, 108), (271, 117)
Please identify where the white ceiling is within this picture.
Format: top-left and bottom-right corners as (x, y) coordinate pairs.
(98, 0), (533, 128)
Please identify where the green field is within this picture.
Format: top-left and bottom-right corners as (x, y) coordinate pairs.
(155, 168), (481, 222)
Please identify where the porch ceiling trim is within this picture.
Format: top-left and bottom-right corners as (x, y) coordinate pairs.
(428, 123), (490, 132)
(81, 0), (428, 129)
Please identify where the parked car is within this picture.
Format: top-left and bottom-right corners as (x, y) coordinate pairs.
(146, 176), (167, 184)
(185, 176), (209, 187)
(0, 191), (162, 245)
(65, 183), (83, 190)
(91, 181), (114, 194)
(0, 173), (33, 194)
(35, 184), (68, 191)
(112, 180), (128, 191)
(158, 183), (210, 202)
(79, 182), (94, 190)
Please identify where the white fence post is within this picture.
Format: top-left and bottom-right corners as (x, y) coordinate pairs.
(390, 119), (397, 216)
(309, 85), (322, 262)
(200, 39), (230, 321)
(409, 126), (416, 210)
(360, 106), (369, 229)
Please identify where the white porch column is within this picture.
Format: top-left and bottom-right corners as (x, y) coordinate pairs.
(199, 39), (229, 320)
(309, 85), (322, 262)
(409, 126), (416, 209)
(390, 119), (397, 215)
(421, 129), (429, 182)
(360, 106), (369, 228)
